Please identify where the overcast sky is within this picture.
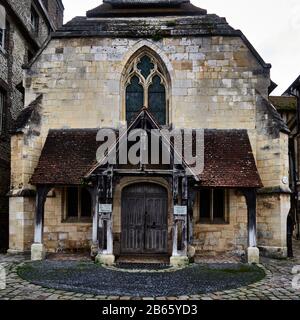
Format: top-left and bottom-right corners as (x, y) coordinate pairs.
(62, 0), (300, 95)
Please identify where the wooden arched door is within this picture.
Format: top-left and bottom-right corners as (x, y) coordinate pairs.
(121, 183), (168, 254)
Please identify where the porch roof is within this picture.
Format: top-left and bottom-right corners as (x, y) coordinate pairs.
(30, 128), (262, 188)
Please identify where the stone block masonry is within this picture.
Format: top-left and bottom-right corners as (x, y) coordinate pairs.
(8, 32), (290, 257)
(0, 0), (64, 251)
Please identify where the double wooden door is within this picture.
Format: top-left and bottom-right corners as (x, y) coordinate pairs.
(121, 183), (168, 254)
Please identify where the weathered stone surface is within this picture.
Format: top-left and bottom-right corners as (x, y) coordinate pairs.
(7, 5), (290, 259)
(2, 239), (300, 300)
(247, 247), (260, 264)
(95, 254), (115, 266)
(31, 244), (46, 261)
(1, 1), (64, 252)
(170, 256), (189, 267)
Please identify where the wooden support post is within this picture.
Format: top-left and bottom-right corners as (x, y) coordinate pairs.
(172, 170), (179, 205)
(31, 185), (51, 261)
(95, 168), (115, 266)
(188, 189), (196, 244)
(242, 189), (257, 247)
(241, 188), (259, 264)
(172, 222), (178, 257)
(87, 185), (99, 258)
(172, 169), (179, 257)
(105, 167), (114, 255)
(181, 176), (188, 255)
(170, 174), (189, 267)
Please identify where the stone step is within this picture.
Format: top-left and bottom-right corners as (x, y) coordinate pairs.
(117, 255), (169, 264)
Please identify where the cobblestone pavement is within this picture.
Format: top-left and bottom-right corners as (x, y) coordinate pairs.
(0, 242), (300, 300)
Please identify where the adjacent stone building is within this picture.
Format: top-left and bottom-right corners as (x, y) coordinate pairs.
(271, 76), (300, 241)
(9, 0), (291, 265)
(0, 0), (64, 251)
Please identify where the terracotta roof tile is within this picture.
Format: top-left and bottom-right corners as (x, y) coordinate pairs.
(198, 130), (262, 188)
(30, 128), (262, 188)
(30, 129), (101, 185)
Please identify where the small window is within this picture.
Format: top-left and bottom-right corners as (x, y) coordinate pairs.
(199, 189), (227, 224)
(0, 88), (6, 135)
(65, 187), (92, 222)
(0, 5), (6, 51)
(126, 75), (144, 123)
(31, 6), (39, 34)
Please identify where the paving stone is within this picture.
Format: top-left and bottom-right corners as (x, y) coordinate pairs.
(0, 241), (300, 300)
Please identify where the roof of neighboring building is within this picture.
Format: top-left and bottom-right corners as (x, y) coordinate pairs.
(284, 75), (300, 96)
(269, 96), (297, 112)
(30, 127), (262, 188)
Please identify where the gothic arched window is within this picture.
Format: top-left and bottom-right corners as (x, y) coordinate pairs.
(125, 53), (168, 125)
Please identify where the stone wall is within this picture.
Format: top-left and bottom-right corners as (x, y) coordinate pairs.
(8, 196), (35, 253)
(193, 190), (248, 257)
(43, 188), (92, 253)
(9, 35), (290, 256)
(24, 36), (268, 134)
(42, 0), (64, 29)
(257, 193), (290, 258)
(7, 0), (51, 46)
(1, 0), (64, 251)
(9, 26), (27, 119)
(256, 97), (291, 257)
(12, 178), (247, 257)
(0, 159), (9, 250)
(0, 52), (8, 82)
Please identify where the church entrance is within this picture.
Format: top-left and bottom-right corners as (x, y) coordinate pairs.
(121, 183), (168, 255)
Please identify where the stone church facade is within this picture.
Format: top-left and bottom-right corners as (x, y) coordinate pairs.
(8, 0), (290, 265)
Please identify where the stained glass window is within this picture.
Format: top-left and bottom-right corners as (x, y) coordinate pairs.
(137, 55), (154, 79)
(125, 53), (168, 125)
(148, 75), (166, 125)
(126, 75), (144, 123)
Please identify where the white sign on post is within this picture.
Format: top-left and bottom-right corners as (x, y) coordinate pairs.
(174, 205), (187, 216)
(99, 204), (112, 214)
